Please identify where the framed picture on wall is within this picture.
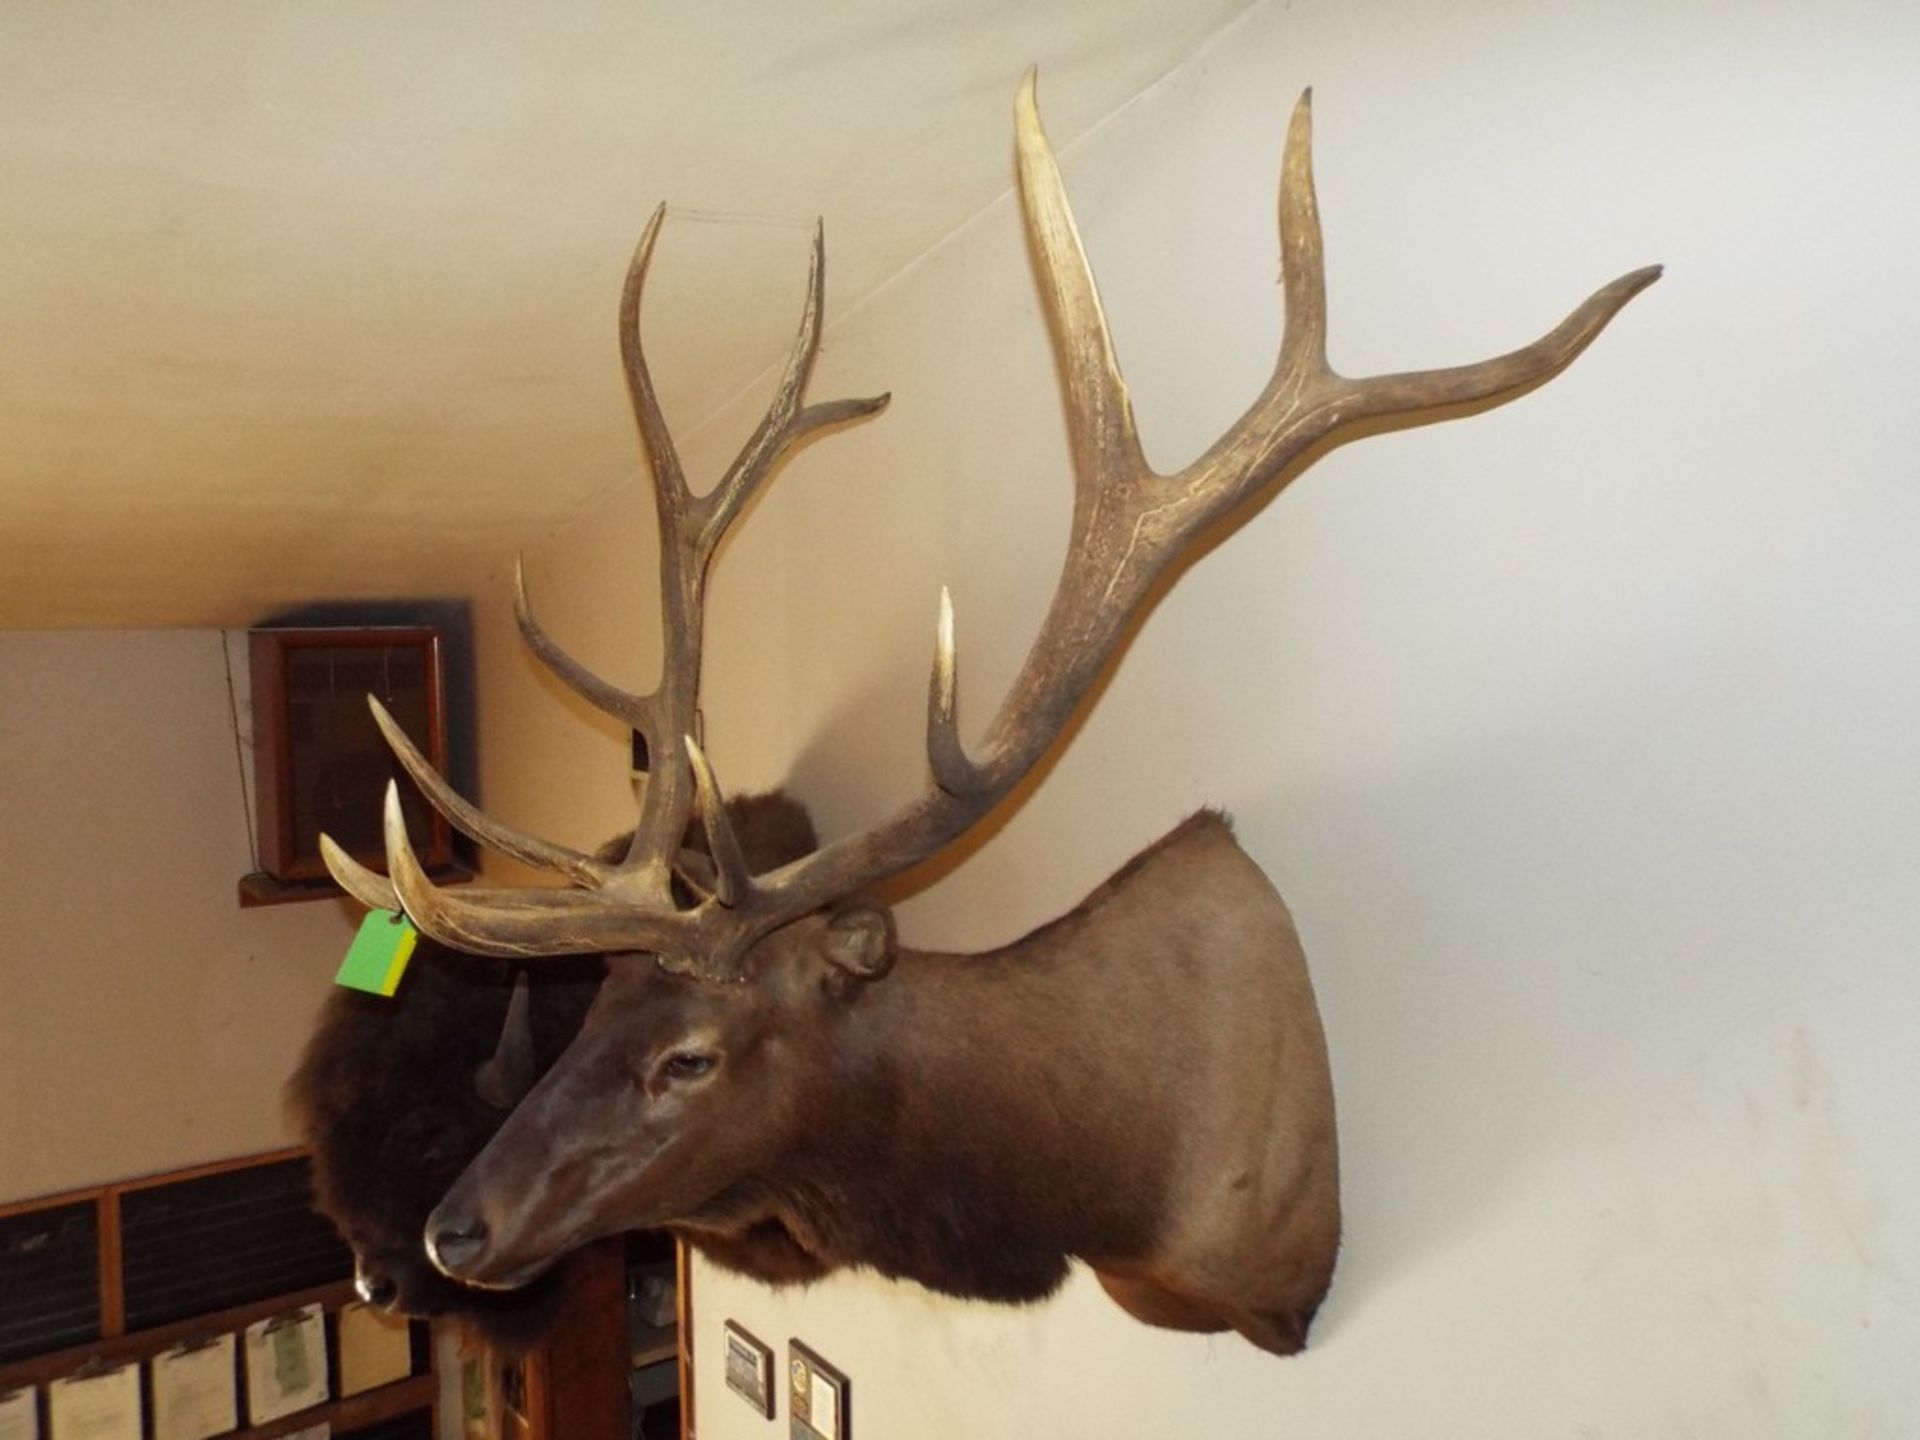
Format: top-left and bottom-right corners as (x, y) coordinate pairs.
(722, 1322), (773, 1419)
(247, 626), (453, 884)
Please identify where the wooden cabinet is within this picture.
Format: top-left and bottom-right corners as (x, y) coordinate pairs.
(457, 1236), (689, 1440)
(248, 626), (454, 884)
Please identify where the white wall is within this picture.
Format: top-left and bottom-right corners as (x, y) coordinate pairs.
(473, 0), (1920, 1431)
(0, 632), (355, 1201)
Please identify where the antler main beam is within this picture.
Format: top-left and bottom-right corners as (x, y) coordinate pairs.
(329, 70), (1657, 980)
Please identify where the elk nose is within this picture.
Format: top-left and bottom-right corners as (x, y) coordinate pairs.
(426, 1214), (490, 1277)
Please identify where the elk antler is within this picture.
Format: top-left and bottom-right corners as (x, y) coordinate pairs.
(326, 70), (1658, 980)
(322, 202), (888, 954)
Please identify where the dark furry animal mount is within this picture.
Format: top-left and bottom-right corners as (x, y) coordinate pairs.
(287, 790), (816, 1348)
(290, 944), (602, 1347)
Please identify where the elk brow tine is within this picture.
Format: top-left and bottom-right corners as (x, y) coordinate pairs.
(319, 833), (401, 911)
(514, 559), (653, 732)
(367, 696), (610, 889)
(379, 784), (685, 958)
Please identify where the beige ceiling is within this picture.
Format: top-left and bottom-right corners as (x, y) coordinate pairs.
(0, 0), (1254, 628)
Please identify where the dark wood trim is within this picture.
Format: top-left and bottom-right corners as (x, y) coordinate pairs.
(112, 1145), (310, 1196)
(250, 628), (293, 878)
(0, 1181), (101, 1223)
(536, 1239), (629, 1440)
(677, 1241), (694, 1440)
(1, 1145), (311, 1217)
(97, 1189), (123, 1338)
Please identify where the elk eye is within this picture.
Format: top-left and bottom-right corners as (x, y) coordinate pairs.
(662, 1052), (715, 1081)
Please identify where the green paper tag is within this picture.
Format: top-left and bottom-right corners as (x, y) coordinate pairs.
(335, 910), (418, 996)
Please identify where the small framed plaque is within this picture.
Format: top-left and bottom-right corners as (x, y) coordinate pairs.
(787, 1340), (848, 1440)
(723, 1322), (774, 1419)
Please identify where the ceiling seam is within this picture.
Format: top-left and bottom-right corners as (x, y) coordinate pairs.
(508, 0), (1277, 576)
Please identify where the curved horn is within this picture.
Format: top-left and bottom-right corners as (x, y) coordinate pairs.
(473, 972), (537, 1110)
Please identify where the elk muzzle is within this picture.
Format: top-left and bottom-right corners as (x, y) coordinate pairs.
(423, 1201), (554, 1291)
(424, 1144), (587, 1290)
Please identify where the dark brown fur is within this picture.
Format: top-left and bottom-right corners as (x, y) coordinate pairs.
(286, 791), (819, 1347)
(288, 946), (602, 1348)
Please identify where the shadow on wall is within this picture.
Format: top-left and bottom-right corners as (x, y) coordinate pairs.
(259, 598), (483, 869)
(1237, 622), (1909, 1341)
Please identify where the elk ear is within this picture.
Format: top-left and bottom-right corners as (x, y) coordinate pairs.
(818, 903), (896, 984)
(473, 972), (536, 1110)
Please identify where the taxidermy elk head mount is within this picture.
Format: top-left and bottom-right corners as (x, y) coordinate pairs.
(321, 71), (1656, 1356)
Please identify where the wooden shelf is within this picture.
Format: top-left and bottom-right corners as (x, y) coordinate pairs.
(631, 1322), (678, 1370)
(229, 1372), (437, 1440)
(237, 860), (474, 908)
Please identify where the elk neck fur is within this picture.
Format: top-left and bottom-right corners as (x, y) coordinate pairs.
(433, 810), (1340, 1349)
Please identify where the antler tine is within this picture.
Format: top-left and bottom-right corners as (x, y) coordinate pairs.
(621, 204), (688, 501)
(1336, 264), (1663, 424)
(320, 834), (401, 912)
(1158, 90), (1661, 538)
(610, 201), (716, 889)
(1012, 67), (1147, 498)
(695, 220), (890, 572)
(686, 737), (752, 908)
(926, 586), (987, 797)
(377, 783), (688, 957)
(514, 559), (652, 731)
(619, 205), (887, 890)
(1277, 90), (1328, 374)
(367, 697), (611, 889)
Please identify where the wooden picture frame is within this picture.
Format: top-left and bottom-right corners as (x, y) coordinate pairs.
(248, 626), (454, 884)
(787, 1340), (848, 1440)
(721, 1322), (773, 1420)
